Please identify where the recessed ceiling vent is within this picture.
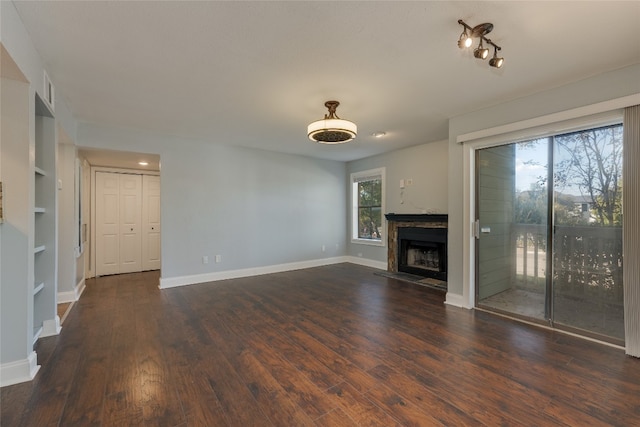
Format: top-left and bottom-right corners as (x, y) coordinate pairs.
(43, 71), (55, 112)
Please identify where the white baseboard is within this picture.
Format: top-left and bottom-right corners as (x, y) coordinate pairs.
(444, 292), (472, 309)
(58, 278), (86, 303)
(75, 278), (86, 299)
(41, 316), (62, 338)
(0, 351), (40, 387)
(159, 256), (352, 289)
(344, 256), (387, 270)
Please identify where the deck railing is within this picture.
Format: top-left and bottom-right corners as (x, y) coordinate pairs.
(511, 224), (623, 303)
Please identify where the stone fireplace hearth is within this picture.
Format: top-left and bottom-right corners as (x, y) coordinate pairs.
(385, 214), (448, 283)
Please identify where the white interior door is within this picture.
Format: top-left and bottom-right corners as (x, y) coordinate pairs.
(96, 172), (120, 276)
(142, 175), (161, 271)
(118, 174), (142, 273)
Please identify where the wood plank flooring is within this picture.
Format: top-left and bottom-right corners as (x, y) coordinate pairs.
(2, 263), (639, 426)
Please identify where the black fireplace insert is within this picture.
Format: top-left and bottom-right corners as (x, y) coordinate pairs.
(398, 227), (447, 281)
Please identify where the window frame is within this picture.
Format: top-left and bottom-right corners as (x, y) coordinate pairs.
(350, 167), (386, 247)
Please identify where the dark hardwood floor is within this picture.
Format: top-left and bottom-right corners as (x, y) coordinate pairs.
(2, 263), (638, 426)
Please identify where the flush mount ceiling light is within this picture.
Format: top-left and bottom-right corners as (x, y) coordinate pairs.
(457, 19), (504, 68)
(307, 100), (357, 144)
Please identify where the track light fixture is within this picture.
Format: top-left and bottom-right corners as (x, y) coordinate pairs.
(457, 19), (504, 68)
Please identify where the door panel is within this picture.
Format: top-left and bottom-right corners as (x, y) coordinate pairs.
(96, 172), (145, 276)
(142, 175), (161, 271)
(96, 172), (120, 276)
(476, 139), (548, 321)
(551, 125), (624, 341)
(119, 174), (142, 273)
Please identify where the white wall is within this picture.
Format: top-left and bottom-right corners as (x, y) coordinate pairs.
(346, 140), (449, 263)
(56, 142), (76, 299)
(78, 123), (347, 283)
(0, 2), (77, 143)
(447, 63), (640, 308)
(0, 76), (32, 365)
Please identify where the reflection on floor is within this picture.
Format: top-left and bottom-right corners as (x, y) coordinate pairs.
(374, 271), (447, 292)
(480, 288), (624, 341)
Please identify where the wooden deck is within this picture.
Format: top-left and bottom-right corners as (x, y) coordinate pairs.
(2, 263), (638, 426)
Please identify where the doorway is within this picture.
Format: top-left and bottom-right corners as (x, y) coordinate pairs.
(78, 147), (161, 279)
(475, 123), (624, 344)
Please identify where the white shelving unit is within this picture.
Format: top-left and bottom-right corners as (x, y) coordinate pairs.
(0, 47), (61, 387)
(32, 93), (58, 345)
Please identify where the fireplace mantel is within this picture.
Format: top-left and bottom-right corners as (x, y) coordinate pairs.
(385, 213), (448, 223)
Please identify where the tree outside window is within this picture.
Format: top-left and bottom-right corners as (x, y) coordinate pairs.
(351, 167), (385, 245)
(358, 179), (382, 239)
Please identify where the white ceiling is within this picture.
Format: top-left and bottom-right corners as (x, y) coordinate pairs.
(77, 147), (160, 171)
(13, 1), (640, 162)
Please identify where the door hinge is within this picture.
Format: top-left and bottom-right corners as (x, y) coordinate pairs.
(473, 220), (480, 239)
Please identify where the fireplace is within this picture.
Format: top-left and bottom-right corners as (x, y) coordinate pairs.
(398, 227), (447, 281)
(385, 214), (448, 283)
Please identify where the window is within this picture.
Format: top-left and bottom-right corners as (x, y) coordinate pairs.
(351, 167), (385, 246)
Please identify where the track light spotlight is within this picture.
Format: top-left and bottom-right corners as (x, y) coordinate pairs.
(457, 29), (472, 49)
(457, 19), (504, 69)
(489, 47), (504, 68)
(474, 39), (489, 60)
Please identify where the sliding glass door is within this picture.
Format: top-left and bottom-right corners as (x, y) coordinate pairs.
(476, 124), (624, 344)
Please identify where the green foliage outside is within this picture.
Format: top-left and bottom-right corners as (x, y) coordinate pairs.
(515, 124), (623, 227)
(358, 179), (382, 239)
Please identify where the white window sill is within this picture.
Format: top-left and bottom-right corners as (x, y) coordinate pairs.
(351, 238), (385, 247)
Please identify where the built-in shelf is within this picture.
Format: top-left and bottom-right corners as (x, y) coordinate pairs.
(34, 282), (45, 295)
(31, 93), (58, 351)
(32, 325), (43, 344)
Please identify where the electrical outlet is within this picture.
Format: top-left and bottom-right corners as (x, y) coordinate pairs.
(321, 245), (326, 252)
(215, 255), (222, 263)
(202, 256), (209, 264)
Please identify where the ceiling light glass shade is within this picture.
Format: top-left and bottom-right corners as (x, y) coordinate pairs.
(489, 55), (504, 68)
(308, 118), (357, 144)
(308, 100), (357, 144)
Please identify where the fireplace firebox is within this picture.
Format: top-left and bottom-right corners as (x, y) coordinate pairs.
(398, 227), (447, 281)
